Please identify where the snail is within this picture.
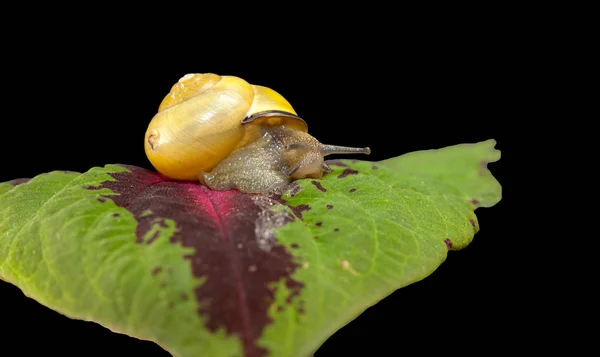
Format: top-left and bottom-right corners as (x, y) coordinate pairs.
(144, 73), (371, 193)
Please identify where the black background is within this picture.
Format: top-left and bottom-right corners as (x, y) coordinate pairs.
(0, 10), (523, 357)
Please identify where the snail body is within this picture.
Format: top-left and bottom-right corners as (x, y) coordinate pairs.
(144, 73), (370, 193)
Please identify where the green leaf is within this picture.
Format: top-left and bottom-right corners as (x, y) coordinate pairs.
(0, 139), (501, 357)
(0, 178), (30, 195)
(378, 138), (501, 208)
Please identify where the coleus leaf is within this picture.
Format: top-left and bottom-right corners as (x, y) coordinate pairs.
(0, 139), (501, 357)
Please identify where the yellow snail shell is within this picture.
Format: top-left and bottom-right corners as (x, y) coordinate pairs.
(144, 73), (370, 193)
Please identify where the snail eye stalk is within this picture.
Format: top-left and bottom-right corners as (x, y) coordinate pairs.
(320, 145), (371, 156)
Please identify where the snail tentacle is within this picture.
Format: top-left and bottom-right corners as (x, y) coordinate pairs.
(321, 162), (333, 173)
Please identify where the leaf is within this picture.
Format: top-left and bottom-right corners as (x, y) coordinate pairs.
(378, 138), (501, 208)
(0, 178), (30, 195)
(0, 139), (501, 357)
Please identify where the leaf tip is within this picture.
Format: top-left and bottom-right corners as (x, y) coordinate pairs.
(482, 139), (501, 164)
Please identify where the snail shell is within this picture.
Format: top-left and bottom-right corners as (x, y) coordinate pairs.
(144, 73), (370, 193)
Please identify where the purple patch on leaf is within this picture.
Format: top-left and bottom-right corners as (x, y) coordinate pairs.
(469, 199), (480, 205)
(90, 165), (304, 357)
(311, 180), (327, 192)
(470, 219), (476, 228)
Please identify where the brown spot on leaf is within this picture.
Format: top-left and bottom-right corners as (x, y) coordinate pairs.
(334, 228), (340, 232)
(470, 219), (476, 228)
(315, 222), (322, 227)
(478, 160), (487, 176)
(112, 213), (120, 218)
(285, 279), (303, 304)
(169, 302), (174, 309)
(181, 293), (189, 301)
(97, 198), (106, 203)
(311, 180), (327, 192)
(289, 204), (311, 220)
(287, 182), (302, 197)
(90, 165), (305, 357)
(372, 165), (379, 170)
(291, 243), (299, 249)
(146, 230), (160, 245)
(349, 188), (356, 193)
(9, 178), (30, 186)
(338, 168), (359, 178)
(444, 238), (453, 249)
(469, 199), (480, 205)
(152, 267), (162, 276)
(326, 204), (334, 210)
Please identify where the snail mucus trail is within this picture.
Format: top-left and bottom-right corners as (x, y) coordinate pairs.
(144, 73), (371, 194)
